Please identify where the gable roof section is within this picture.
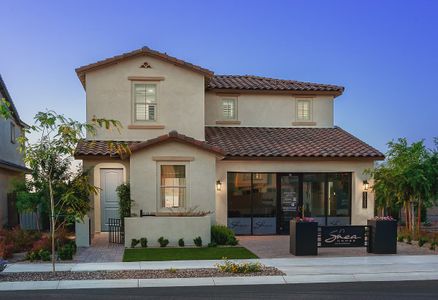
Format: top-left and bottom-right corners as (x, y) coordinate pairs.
(75, 46), (214, 88)
(0, 74), (27, 127)
(208, 75), (344, 96)
(205, 126), (384, 160)
(75, 131), (224, 158)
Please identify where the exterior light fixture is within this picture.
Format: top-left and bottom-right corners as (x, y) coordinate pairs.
(216, 180), (222, 191)
(363, 180), (369, 191)
(362, 180), (369, 209)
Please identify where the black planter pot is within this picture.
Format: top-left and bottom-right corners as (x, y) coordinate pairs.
(367, 220), (397, 254)
(290, 220), (318, 256)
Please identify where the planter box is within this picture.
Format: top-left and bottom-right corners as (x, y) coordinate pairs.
(124, 215), (211, 248)
(367, 220), (397, 254)
(290, 220), (318, 256)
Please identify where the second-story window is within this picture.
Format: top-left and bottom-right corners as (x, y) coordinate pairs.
(134, 83), (157, 121)
(222, 98), (237, 120)
(10, 122), (16, 144)
(296, 99), (312, 121)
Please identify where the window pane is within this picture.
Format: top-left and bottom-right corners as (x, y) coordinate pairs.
(303, 174), (325, 225)
(297, 100), (310, 120)
(227, 173), (251, 234)
(252, 173), (277, 234)
(222, 99), (236, 119)
(327, 173), (351, 225)
(145, 84), (156, 103)
(160, 165), (186, 208)
(135, 104), (146, 120)
(135, 84), (146, 103)
(147, 104), (156, 120)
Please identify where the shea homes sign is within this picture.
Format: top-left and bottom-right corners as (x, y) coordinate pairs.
(320, 226), (366, 247)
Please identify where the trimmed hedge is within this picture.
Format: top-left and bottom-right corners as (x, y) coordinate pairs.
(211, 225), (238, 246)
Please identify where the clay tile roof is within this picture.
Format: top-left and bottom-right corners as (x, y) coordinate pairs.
(208, 75), (344, 95)
(129, 130), (224, 155)
(75, 46), (214, 87)
(75, 131), (224, 158)
(204, 126), (384, 160)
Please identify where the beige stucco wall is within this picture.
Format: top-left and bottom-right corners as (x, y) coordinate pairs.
(125, 215), (211, 247)
(82, 159), (130, 233)
(0, 117), (25, 167)
(205, 92), (334, 127)
(85, 55), (206, 141)
(215, 159), (376, 226)
(130, 142), (217, 220)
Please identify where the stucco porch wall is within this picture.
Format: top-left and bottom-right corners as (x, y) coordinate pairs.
(215, 159), (376, 226)
(124, 215), (211, 247)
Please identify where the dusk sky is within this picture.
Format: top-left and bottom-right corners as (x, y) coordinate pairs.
(1, 0), (437, 153)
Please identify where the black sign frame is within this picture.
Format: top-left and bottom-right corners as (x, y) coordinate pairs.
(319, 226), (367, 248)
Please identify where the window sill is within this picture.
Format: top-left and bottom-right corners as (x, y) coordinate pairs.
(292, 121), (317, 126)
(215, 120), (241, 125)
(128, 124), (165, 129)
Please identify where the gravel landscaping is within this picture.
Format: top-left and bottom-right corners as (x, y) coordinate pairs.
(0, 267), (284, 282)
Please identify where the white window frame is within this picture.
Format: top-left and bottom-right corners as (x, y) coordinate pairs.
(296, 99), (312, 121)
(221, 97), (238, 120)
(132, 82), (158, 122)
(157, 161), (190, 211)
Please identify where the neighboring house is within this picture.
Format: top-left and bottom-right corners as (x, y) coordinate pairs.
(74, 47), (384, 246)
(0, 75), (28, 227)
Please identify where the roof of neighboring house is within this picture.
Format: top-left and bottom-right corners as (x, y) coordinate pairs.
(75, 127), (384, 160)
(75, 46), (214, 87)
(0, 75), (27, 127)
(0, 158), (30, 173)
(74, 130), (224, 158)
(75, 47), (344, 96)
(204, 126), (384, 160)
(208, 75), (344, 95)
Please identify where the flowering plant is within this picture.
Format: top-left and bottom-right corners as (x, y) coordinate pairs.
(372, 216), (396, 221)
(295, 217), (315, 223)
(0, 259), (7, 273)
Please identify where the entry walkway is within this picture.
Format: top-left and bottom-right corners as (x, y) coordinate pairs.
(74, 232), (124, 263)
(238, 235), (437, 258)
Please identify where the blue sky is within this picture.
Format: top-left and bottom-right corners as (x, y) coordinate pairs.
(1, 0), (437, 152)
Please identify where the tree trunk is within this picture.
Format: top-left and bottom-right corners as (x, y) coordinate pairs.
(411, 201), (415, 237)
(48, 179), (56, 274)
(417, 200), (422, 236)
(405, 203), (410, 231)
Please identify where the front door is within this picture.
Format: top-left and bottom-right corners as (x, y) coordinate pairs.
(278, 174), (300, 234)
(100, 168), (123, 231)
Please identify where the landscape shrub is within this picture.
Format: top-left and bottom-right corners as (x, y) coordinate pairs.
(140, 238), (148, 248)
(39, 249), (51, 261)
(418, 236), (428, 247)
(397, 235), (404, 242)
(216, 259), (263, 273)
(178, 238), (185, 247)
(193, 236), (202, 247)
(158, 237), (169, 247)
(131, 239), (140, 248)
(430, 241), (437, 251)
(208, 242), (217, 248)
(406, 235), (412, 244)
(0, 227), (41, 253)
(0, 241), (14, 259)
(58, 243), (75, 260)
(211, 225), (238, 246)
(31, 236), (51, 253)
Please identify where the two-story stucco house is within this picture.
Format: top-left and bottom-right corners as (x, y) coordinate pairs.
(74, 47), (384, 247)
(0, 75), (28, 227)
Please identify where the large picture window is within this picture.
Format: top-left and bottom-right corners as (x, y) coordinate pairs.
(160, 165), (186, 208)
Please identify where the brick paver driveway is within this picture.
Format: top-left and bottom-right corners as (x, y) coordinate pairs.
(74, 233), (124, 262)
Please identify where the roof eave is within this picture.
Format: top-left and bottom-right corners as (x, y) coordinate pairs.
(206, 88), (343, 97)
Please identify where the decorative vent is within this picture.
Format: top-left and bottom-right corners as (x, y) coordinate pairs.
(140, 62), (152, 69)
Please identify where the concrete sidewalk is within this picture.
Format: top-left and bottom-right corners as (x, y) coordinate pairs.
(2, 255), (438, 291)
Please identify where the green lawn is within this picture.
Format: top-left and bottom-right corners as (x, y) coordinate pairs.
(123, 247), (258, 262)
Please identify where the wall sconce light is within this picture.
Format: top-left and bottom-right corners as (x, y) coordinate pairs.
(363, 180), (369, 191)
(216, 180), (222, 191)
(362, 180), (369, 209)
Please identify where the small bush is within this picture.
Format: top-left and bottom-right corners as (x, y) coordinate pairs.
(26, 250), (40, 262)
(178, 238), (185, 247)
(158, 237), (169, 247)
(430, 241), (437, 251)
(397, 235), (404, 242)
(39, 249), (51, 261)
(211, 225), (238, 246)
(194, 236), (202, 247)
(0, 242), (14, 259)
(58, 243), (75, 260)
(216, 259), (263, 273)
(418, 237), (428, 247)
(131, 239), (140, 248)
(167, 268), (177, 273)
(140, 238), (148, 248)
(31, 236), (51, 253)
(0, 227), (41, 253)
(208, 242), (217, 248)
(406, 235), (412, 244)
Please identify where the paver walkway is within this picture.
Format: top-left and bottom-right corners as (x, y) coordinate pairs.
(238, 235), (437, 258)
(74, 233), (124, 262)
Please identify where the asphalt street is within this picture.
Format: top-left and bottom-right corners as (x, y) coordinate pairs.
(0, 280), (437, 299)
